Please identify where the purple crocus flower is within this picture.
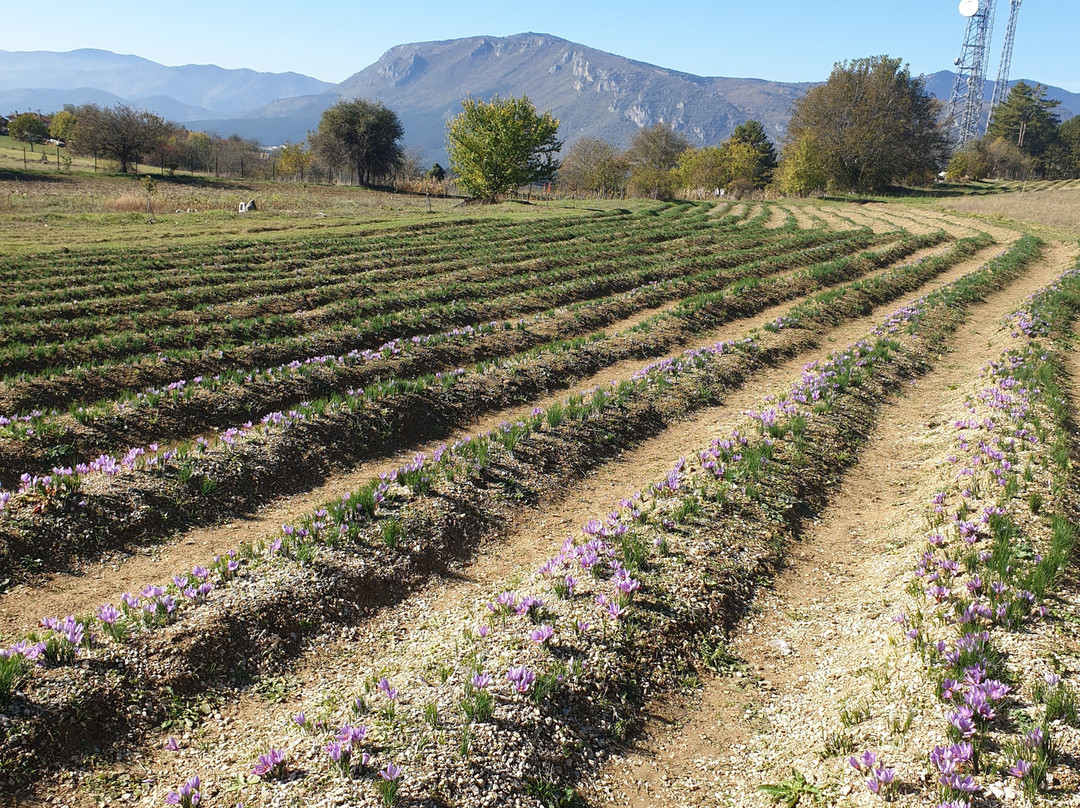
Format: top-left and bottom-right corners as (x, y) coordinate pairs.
(377, 677), (398, 701)
(164, 776), (201, 807)
(97, 603), (121, 624)
(1006, 759), (1032, 779)
(337, 723), (367, 743)
(866, 767), (895, 794)
(940, 773), (979, 793)
(471, 672), (492, 690)
(947, 707), (976, 739)
(506, 665), (535, 693)
(379, 762), (403, 781)
(164, 736), (181, 751)
(530, 624), (554, 644)
(849, 750), (877, 773)
(62, 619), (85, 647)
(251, 748), (285, 778)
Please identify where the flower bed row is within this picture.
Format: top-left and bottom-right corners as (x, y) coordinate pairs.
(0, 204), (713, 305)
(0, 229), (936, 479)
(70, 228), (1049, 808)
(0, 203), (732, 346)
(0, 221), (863, 409)
(0, 204), (761, 376)
(829, 263), (1080, 806)
(0, 232), (973, 579)
(0, 222), (881, 421)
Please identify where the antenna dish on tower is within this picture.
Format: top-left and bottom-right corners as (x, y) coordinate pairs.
(959, 0), (980, 17)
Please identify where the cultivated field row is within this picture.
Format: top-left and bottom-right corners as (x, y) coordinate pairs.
(1, 199), (1077, 808)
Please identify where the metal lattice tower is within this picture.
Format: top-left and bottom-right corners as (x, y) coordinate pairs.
(989, 0), (1023, 118)
(946, 0), (998, 147)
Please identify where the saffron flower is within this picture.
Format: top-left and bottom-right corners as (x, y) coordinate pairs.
(1006, 759), (1032, 779)
(164, 736), (181, 751)
(377, 677), (398, 701)
(506, 665), (535, 693)
(337, 723), (367, 744)
(251, 748), (285, 779)
(866, 767), (896, 796)
(326, 740), (350, 774)
(377, 762), (403, 806)
(530, 624), (555, 644)
(165, 776), (201, 808)
(849, 750), (877, 773)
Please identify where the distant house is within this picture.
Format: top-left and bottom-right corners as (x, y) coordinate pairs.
(4, 111), (52, 127)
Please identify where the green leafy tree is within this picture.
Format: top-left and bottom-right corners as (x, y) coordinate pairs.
(9, 113), (50, 151)
(945, 139), (992, 181)
(674, 146), (727, 193)
(986, 82), (1061, 173)
(776, 132), (830, 196)
(310, 99), (405, 186)
(277, 141), (315, 181)
(783, 55), (946, 193)
(446, 94), (561, 201)
(48, 109), (77, 144)
(71, 104), (169, 172)
(728, 119), (778, 187)
(626, 123), (690, 199)
(984, 136), (1032, 179)
(183, 131), (213, 173)
(558, 137), (628, 197)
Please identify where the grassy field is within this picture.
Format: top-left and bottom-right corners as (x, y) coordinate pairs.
(0, 163), (609, 255)
(0, 173), (1078, 807)
(936, 179), (1080, 238)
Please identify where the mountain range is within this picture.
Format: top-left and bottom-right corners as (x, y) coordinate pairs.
(2, 35), (1077, 166)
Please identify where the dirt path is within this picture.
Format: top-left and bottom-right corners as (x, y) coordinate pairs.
(0, 237), (957, 637)
(585, 240), (1076, 807)
(762, 205), (790, 229)
(776, 205), (823, 231)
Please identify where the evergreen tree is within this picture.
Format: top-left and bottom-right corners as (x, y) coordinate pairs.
(728, 120), (778, 187)
(986, 82), (1061, 174)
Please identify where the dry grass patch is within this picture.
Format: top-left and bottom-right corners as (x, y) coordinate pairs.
(939, 185), (1080, 237)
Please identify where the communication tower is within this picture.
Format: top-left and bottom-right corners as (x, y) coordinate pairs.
(946, 0), (998, 147)
(989, 0), (1023, 115)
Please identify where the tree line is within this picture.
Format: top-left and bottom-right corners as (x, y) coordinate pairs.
(7, 56), (1078, 199)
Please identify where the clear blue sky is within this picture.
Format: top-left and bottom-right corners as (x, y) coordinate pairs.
(3, 0), (1078, 91)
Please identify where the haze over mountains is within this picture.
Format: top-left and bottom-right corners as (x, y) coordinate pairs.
(2, 34), (1077, 165)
